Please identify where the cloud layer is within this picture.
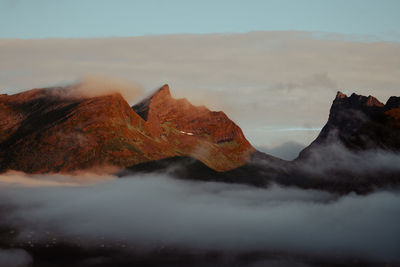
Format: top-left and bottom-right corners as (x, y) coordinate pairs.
(0, 172), (399, 266)
(0, 249), (32, 267)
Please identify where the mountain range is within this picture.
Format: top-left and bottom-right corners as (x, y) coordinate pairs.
(1, 84), (399, 193)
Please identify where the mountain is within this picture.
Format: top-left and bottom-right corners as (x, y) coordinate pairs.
(124, 86), (400, 193)
(298, 91), (400, 159)
(1, 84), (399, 193)
(0, 84), (255, 173)
(132, 84), (255, 171)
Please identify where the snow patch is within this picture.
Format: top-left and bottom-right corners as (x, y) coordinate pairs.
(179, 130), (194, 136)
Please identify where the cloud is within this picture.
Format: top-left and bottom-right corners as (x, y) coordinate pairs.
(274, 72), (338, 91)
(0, 172), (399, 265)
(68, 75), (144, 103)
(26, 74), (144, 103)
(1, 32), (399, 147)
(0, 249), (32, 267)
(298, 143), (400, 176)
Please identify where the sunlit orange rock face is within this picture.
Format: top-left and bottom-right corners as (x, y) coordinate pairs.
(0, 85), (255, 173)
(133, 85), (255, 171)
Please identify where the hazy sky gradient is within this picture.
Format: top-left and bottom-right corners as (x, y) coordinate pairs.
(1, 0), (399, 41)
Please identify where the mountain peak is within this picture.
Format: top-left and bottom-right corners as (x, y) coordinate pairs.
(133, 84), (172, 121)
(366, 95), (384, 107)
(386, 96), (400, 109)
(347, 93), (384, 107)
(333, 92), (384, 108)
(335, 91), (347, 99)
(298, 91), (400, 159)
(153, 84), (171, 99)
(132, 84), (255, 170)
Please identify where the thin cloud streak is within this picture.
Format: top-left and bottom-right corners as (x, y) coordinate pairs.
(256, 127), (323, 132)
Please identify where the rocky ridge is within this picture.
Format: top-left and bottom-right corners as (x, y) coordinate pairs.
(298, 91), (400, 159)
(0, 84), (255, 173)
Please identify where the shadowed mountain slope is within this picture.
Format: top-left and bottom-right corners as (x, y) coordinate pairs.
(121, 151), (287, 187)
(298, 91), (400, 159)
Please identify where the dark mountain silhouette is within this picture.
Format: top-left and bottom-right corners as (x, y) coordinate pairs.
(298, 91), (400, 159)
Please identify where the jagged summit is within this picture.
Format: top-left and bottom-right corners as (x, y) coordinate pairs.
(366, 95), (384, 107)
(134, 84), (251, 144)
(386, 96), (400, 109)
(335, 91), (347, 99)
(156, 84), (172, 97)
(132, 84), (255, 170)
(334, 91), (384, 108)
(133, 84), (173, 121)
(298, 91), (400, 159)
(334, 91), (400, 110)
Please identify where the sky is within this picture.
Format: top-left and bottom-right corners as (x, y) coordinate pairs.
(1, 0), (400, 41)
(1, 1), (399, 157)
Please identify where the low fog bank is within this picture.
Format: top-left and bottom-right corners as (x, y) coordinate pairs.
(297, 143), (400, 175)
(0, 249), (32, 267)
(0, 172), (399, 266)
